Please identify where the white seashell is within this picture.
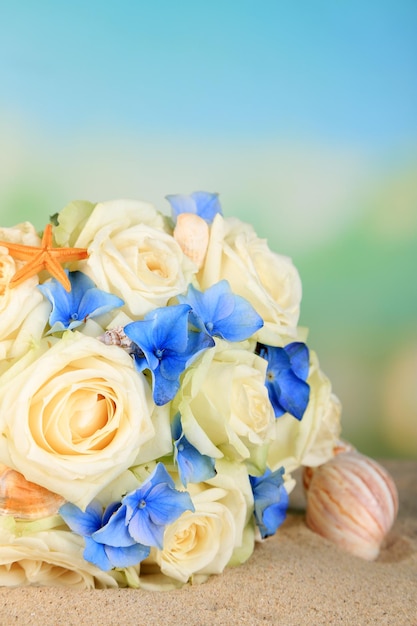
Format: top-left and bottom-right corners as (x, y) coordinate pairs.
(303, 450), (399, 560)
(0, 463), (65, 520)
(303, 439), (356, 491)
(173, 213), (209, 269)
(98, 326), (133, 351)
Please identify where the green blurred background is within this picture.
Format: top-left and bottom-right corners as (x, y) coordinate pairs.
(1, 2), (416, 457)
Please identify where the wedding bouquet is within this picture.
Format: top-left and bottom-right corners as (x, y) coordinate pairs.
(0, 192), (341, 589)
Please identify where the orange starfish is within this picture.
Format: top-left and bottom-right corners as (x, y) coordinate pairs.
(0, 224), (89, 292)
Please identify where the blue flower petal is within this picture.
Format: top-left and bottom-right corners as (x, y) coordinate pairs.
(59, 501), (103, 536)
(68, 270), (96, 298)
(159, 351), (190, 381)
(121, 463), (194, 548)
(151, 368), (182, 406)
(61, 497), (151, 571)
(190, 191), (222, 222)
(125, 484), (179, 527)
(77, 287), (124, 322)
(266, 380), (286, 418)
(104, 543), (150, 568)
(259, 342), (310, 421)
(262, 499), (288, 535)
(146, 462), (176, 490)
(125, 318), (160, 371)
(39, 271), (124, 331)
(259, 344), (290, 370)
(184, 329), (215, 365)
(125, 305), (192, 368)
(165, 194), (197, 219)
(130, 350), (149, 372)
(175, 433), (216, 486)
(38, 279), (72, 328)
(179, 281), (263, 342)
(125, 506), (164, 548)
(250, 468), (289, 539)
(148, 305), (192, 353)
(285, 342), (310, 381)
(172, 413), (216, 486)
(213, 293), (263, 341)
(171, 412), (182, 442)
(84, 537), (113, 571)
(166, 191), (222, 223)
(273, 369), (310, 421)
(102, 501), (121, 525)
(93, 505), (135, 548)
(128, 495), (190, 549)
(145, 483), (194, 526)
(178, 282), (234, 327)
(125, 305), (214, 406)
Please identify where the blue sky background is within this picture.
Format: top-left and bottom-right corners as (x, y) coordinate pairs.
(1, 1), (416, 147)
(1, 1), (416, 456)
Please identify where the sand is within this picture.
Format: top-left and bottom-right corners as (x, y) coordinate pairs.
(0, 459), (415, 626)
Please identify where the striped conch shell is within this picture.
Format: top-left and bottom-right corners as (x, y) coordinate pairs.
(0, 463), (65, 520)
(303, 446), (398, 560)
(173, 213), (209, 269)
(98, 326), (133, 351)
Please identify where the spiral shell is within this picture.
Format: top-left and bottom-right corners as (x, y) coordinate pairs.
(173, 213), (209, 269)
(0, 463), (65, 520)
(98, 326), (133, 351)
(303, 449), (398, 560)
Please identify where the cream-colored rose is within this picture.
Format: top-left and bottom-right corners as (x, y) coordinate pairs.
(151, 460), (254, 585)
(267, 350), (342, 476)
(0, 224), (50, 370)
(0, 273), (50, 370)
(0, 222), (41, 249)
(0, 332), (163, 508)
(0, 516), (117, 588)
(65, 199), (196, 318)
(199, 214), (302, 344)
(174, 340), (275, 470)
(156, 490), (235, 584)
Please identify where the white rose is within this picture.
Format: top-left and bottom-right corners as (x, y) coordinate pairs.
(267, 350), (342, 475)
(174, 340), (275, 470)
(0, 222), (41, 248)
(199, 214), (302, 344)
(152, 460), (254, 585)
(0, 224), (50, 370)
(69, 199), (196, 317)
(0, 332), (162, 508)
(0, 274), (50, 370)
(0, 516), (117, 588)
(299, 391), (342, 468)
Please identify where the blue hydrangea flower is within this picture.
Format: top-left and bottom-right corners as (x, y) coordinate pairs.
(93, 463), (194, 550)
(172, 413), (216, 487)
(178, 280), (263, 342)
(38, 270), (124, 332)
(249, 467), (289, 539)
(124, 304), (215, 405)
(166, 191), (222, 224)
(258, 342), (310, 420)
(59, 500), (150, 571)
